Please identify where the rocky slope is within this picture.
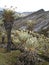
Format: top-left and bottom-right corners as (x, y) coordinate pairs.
(13, 9), (49, 35)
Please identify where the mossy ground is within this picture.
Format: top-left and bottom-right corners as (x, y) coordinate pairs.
(0, 49), (21, 65)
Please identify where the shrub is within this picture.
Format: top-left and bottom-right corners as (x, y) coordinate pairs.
(25, 37), (39, 50)
(17, 31), (31, 43)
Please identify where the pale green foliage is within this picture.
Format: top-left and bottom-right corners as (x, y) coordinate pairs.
(38, 37), (49, 55)
(26, 20), (36, 30)
(13, 38), (21, 45)
(9, 30), (49, 55)
(27, 20), (36, 27)
(27, 20), (33, 27)
(16, 31), (31, 42)
(26, 37), (39, 49)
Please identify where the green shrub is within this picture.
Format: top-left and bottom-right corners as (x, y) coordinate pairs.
(17, 31), (31, 43)
(25, 37), (39, 50)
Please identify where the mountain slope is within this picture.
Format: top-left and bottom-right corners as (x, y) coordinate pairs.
(13, 9), (49, 35)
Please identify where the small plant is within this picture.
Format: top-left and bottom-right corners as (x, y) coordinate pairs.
(26, 20), (36, 30)
(16, 30), (30, 43)
(26, 37), (39, 50)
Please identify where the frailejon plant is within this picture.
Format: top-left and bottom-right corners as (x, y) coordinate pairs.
(2, 9), (15, 51)
(16, 31), (31, 43)
(25, 37), (39, 50)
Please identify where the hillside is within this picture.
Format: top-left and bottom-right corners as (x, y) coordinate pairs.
(13, 9), (49, 36)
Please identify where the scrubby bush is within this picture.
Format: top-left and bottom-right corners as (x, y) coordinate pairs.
(16, 30), (31, 43)
(26, 20), (36, 30)
(25, 37), (39, 50)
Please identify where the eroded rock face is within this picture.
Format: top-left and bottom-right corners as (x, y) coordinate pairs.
(13, 9), (49, 35)
(33, 19), (49, 33)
